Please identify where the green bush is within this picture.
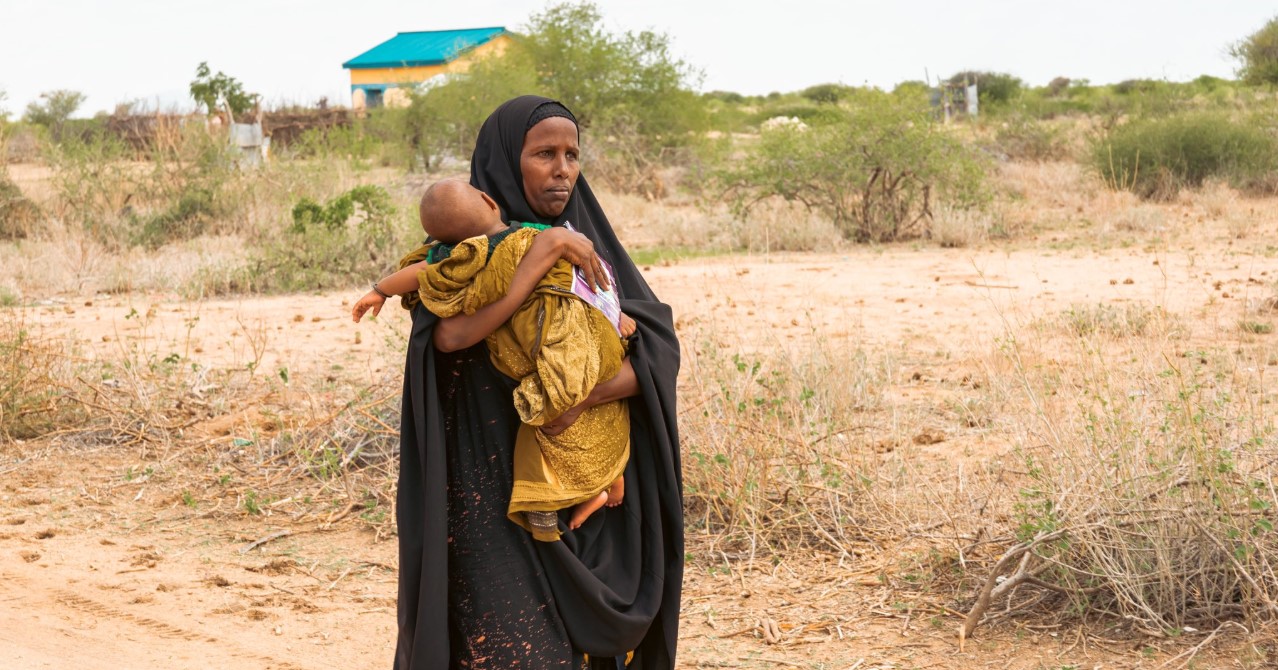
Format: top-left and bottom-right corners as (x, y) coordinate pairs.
(1231, 15), (1278, 86)
(290, 185), (393, 233)
(23, 90), (86, 142)
(799, 83), (857, 105)
(135, 186), (222, 248)
(236, 185), (404, 293)
(720, 96), (988, 243)
(1092, 112), (1278, 199)
(948, 71), (1024, 106)
(749, 101), (847, 126)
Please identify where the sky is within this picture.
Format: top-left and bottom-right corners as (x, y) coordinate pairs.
(0, 0), (1272, 117)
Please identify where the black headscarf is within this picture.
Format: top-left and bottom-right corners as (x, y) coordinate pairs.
(472, 94), (684, 667)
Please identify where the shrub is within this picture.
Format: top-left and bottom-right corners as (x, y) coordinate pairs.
(245, 185), (403, 293)
(290, 185), (393, 234)
(1091, 112), (1278, 199)
(23, 90), (86, 142)
(189, 62), (255, 117)
(948, 71), (1024, 106)
(1231, 15), (1278, 86)
(1046, 77), (1071, 97)
(989, 116), (1071, 162)
(135, 186), (222, 248)
(0, 174), (40, 240)
(0, 314), (86, 439)
(799, 83), (855, 104)
(720, 96), (988, 243)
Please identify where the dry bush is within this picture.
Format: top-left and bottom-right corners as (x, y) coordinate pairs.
(0, 312), (86, 439)
(927, 205), (998, 248)
(1180, 181), (1260, 240)
(1059, 302), (1171, 338)
(0, 308), (405, 532)
(958, 321), (1278, 641)
(995, 161), (1098, 232)
(0, 172), (40, 240)
(602, 189), (842, 256)
(679, 336), (898, 558)
(1109, 204), (1168, 235)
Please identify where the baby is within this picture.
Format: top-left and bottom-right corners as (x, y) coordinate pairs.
(353, 179), (633, 540)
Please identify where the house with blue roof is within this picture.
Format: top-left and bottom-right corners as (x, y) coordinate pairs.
(342, 27), (511, 109)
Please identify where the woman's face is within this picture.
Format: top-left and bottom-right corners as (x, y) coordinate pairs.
(520, 116), (580, 219)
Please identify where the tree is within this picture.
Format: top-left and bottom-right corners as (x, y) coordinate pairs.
(189, 62), (255, 117)
(719, 95), (987, 243)
(948, 71), (1023, 105)
(405, 1), (706, 192)
(1231, 15), (1278, 86)
(23, 89), (86, 141)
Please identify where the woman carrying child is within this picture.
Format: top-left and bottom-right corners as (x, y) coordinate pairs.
(375, 97), (682, 669)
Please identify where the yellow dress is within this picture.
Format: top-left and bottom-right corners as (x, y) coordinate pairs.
(416, 227), (629, 542)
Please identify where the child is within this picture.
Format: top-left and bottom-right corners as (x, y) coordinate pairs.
(352, 179), (634, 541)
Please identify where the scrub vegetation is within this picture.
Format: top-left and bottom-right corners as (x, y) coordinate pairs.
(6, 4), (1278, 666)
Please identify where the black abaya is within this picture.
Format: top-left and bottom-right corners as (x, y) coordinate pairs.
(394, 95), (683, 669)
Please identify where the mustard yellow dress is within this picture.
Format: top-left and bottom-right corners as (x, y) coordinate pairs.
(416, 226), (629, 542)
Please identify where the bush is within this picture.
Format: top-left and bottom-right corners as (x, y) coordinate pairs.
(720, 96), (988, 243)
(949, 71), (1024, 106)
(799, 83), (855, 104)
(0, 314), (86, 439)
(23, 90), (86, 143)
(243, 185), (403, 293)
(0, 174), (40, 240)
(290, 185), (394, 233)
(1046, 77), (1071, 97)
(1231, 15), (1278, 86)
(989, 116), (1071, 162)
(1091, 112), (1278, 199)
(135, 186), (222, 248)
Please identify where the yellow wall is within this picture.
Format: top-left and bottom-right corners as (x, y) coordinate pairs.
(348, 35), (512, 86)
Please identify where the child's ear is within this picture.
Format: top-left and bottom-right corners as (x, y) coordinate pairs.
(479, 191), (499, 214)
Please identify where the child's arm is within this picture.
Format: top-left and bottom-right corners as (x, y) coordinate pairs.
(433, 228), (605, 352)
(351, 262), (428, 322)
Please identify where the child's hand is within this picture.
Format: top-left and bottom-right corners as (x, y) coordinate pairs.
(618, 312), (637, 338)
(352, 291), (385, 322)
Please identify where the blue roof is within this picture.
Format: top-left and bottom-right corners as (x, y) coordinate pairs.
(343, 27), (507, 69)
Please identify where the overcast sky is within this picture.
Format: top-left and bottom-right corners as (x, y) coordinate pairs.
(1, 0), (1272, 117)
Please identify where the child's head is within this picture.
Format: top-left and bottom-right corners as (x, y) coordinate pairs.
(419, 179), (504, 244)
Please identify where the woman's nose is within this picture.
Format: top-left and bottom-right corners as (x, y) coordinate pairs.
(552, 154), (569, 178)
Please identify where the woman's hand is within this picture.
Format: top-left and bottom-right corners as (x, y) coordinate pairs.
(540, 227), (608, 291)
(541, 358), (640, 436)
(352, 291), (385, 322)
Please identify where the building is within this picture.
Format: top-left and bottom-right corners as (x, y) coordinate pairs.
(341, 27), (511, 109)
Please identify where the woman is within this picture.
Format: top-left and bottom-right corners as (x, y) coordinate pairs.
(394, 96), (683, 669)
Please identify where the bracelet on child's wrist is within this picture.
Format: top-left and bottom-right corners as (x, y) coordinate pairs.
(371, 283), (391, 299)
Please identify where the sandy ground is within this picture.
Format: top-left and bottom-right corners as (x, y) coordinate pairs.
(22, 242), (1273, 377)
(4, 239), (1275, 669)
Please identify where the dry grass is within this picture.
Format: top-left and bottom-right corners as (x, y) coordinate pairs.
(0, 307), (404, 533)
(9, 140), (1278, 664)
(601, 189), (843, 256)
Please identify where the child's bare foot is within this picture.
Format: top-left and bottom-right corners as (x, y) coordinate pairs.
(618, 313), (637, 337)
(568, 491), (609, 530)
(605, 476), (624, 507)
